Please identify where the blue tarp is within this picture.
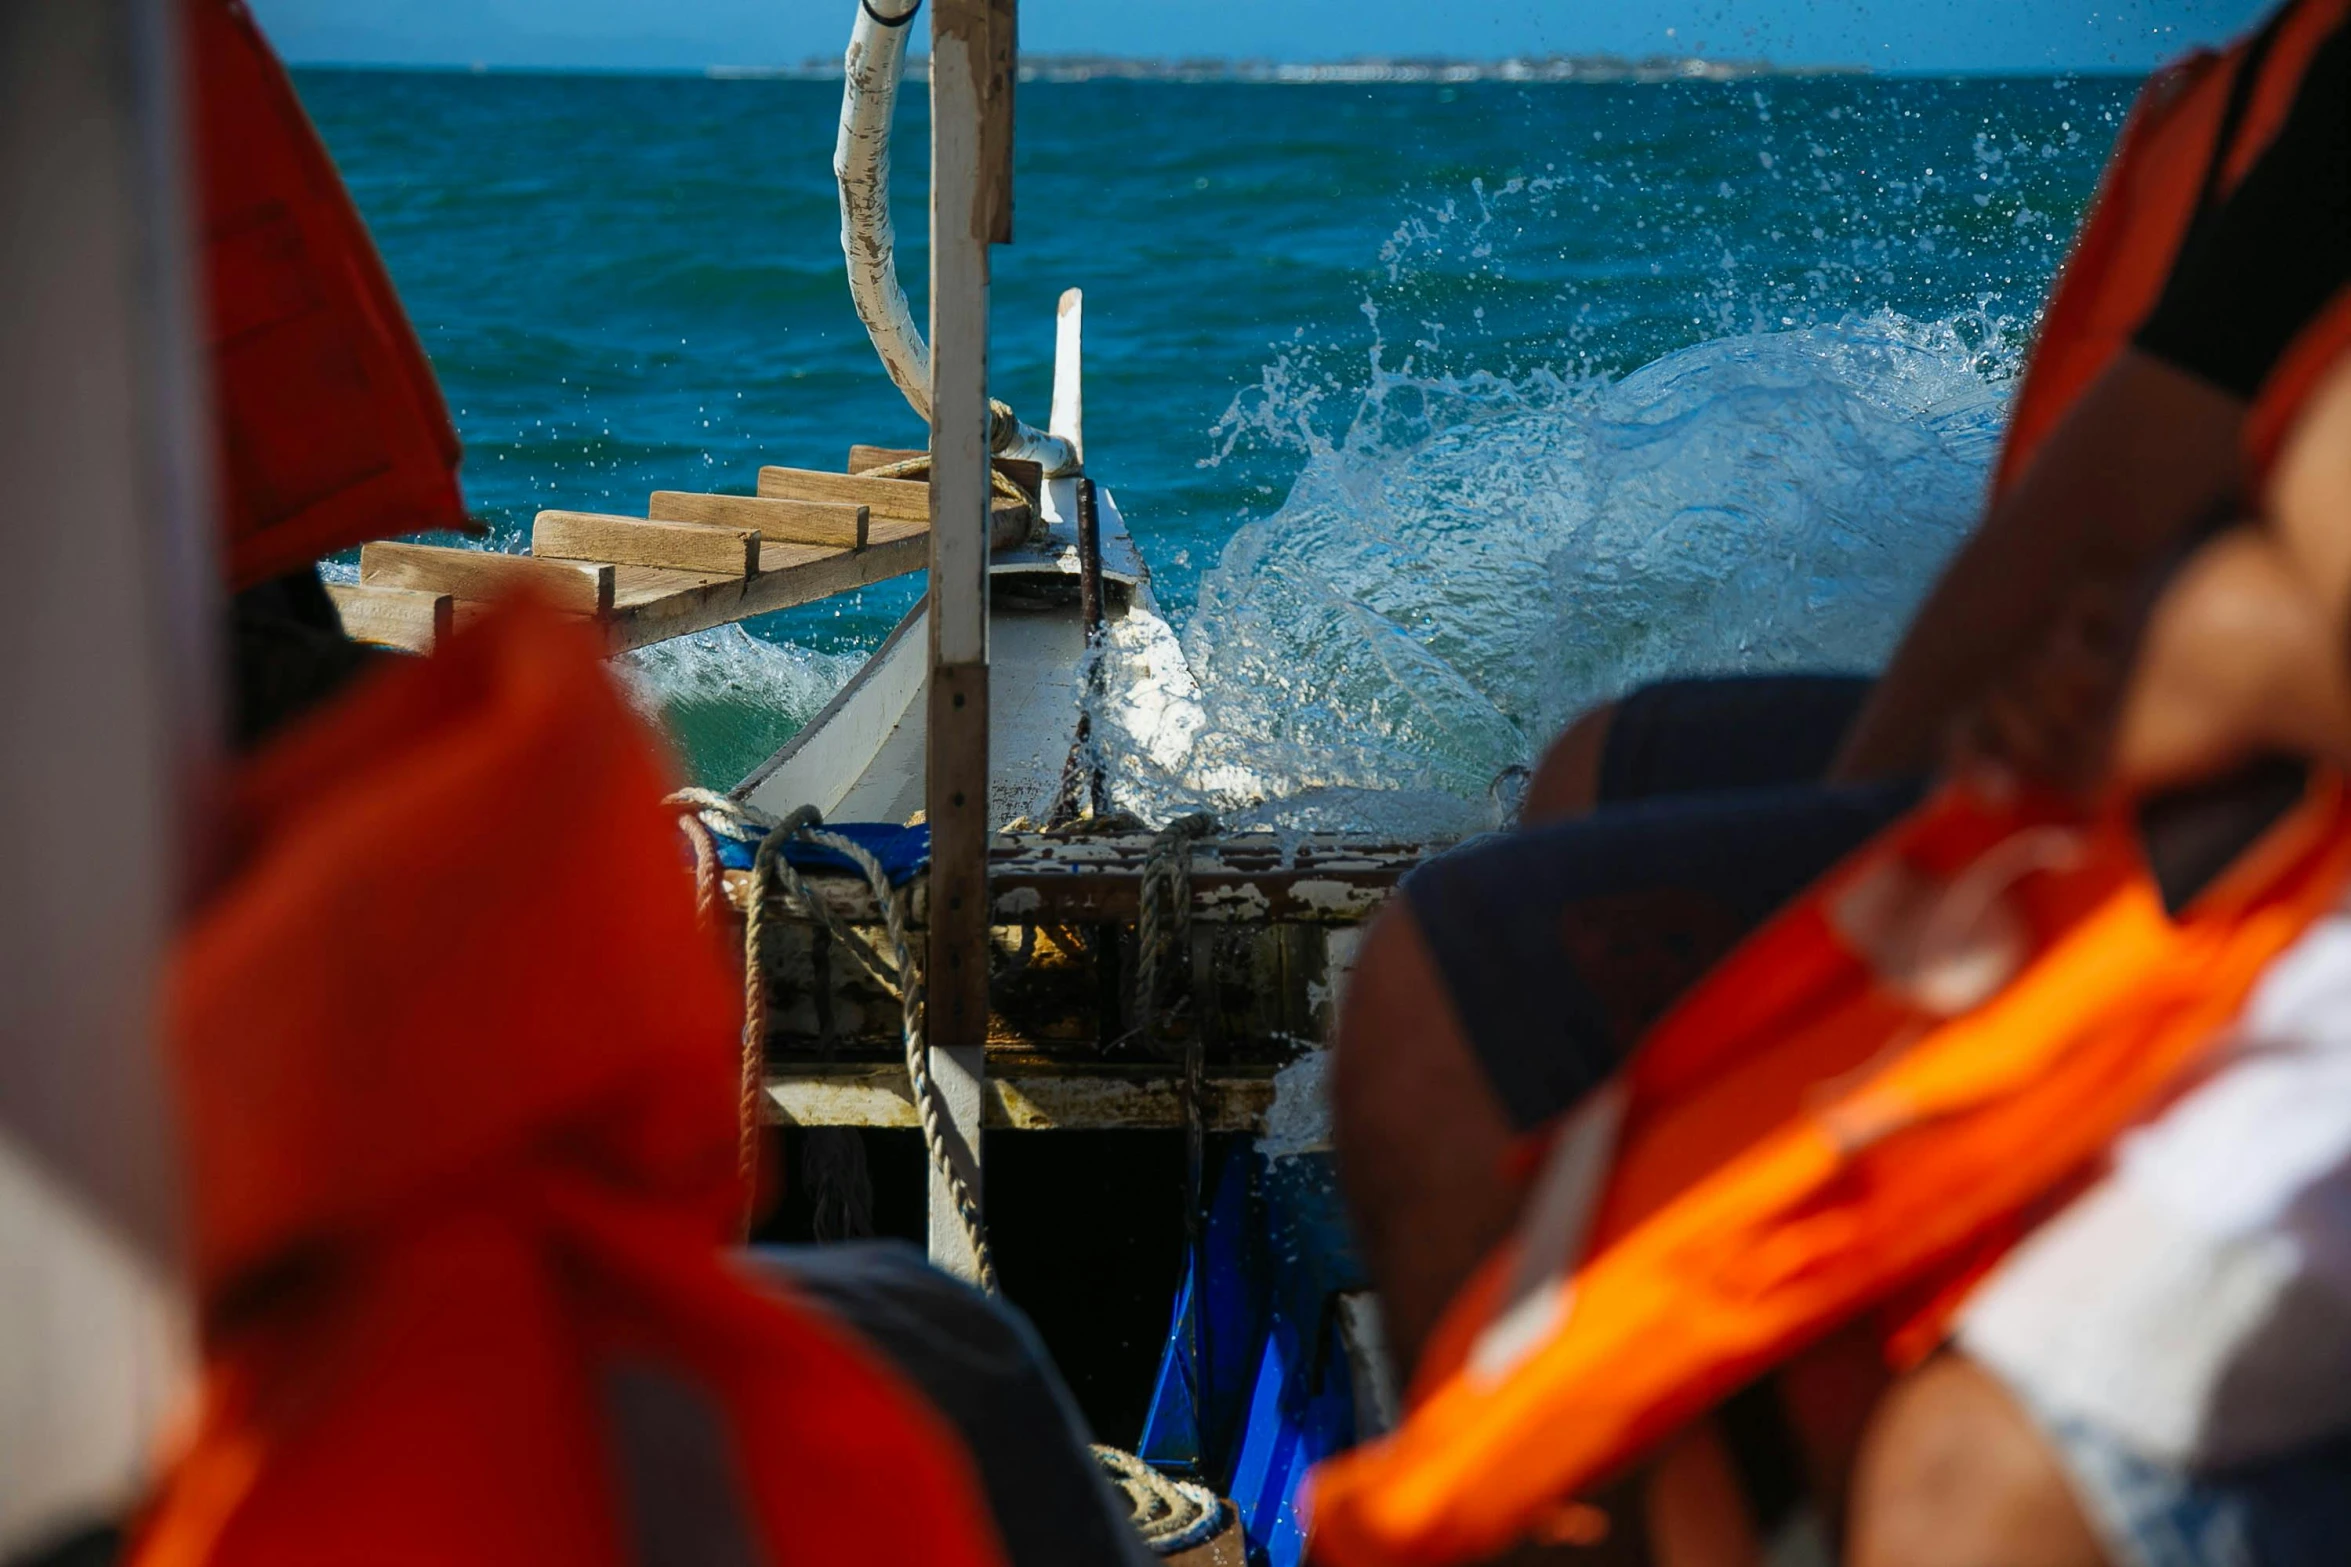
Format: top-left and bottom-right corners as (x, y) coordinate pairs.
(706, 820), (931, 885)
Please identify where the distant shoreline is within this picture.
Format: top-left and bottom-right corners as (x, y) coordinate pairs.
(285, 57), (2149, 84)
(732, 54), (1857, 85)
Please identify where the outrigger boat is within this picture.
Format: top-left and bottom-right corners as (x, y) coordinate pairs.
(325, 3), (1448, 1560)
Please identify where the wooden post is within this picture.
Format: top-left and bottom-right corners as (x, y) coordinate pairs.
(923, 0), (1013, 1283)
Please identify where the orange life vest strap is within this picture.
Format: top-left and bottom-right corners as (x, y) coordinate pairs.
(1994, 0), (2347, 498)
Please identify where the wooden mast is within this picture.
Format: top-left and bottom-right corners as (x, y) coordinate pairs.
(923, 0), (1014, 1282)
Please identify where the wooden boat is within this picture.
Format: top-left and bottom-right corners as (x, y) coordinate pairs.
(320, 4), (1445, 1560)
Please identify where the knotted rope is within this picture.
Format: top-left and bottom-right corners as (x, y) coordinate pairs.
(863, 436), (1042, 530)
(668, 790), (996, 1289)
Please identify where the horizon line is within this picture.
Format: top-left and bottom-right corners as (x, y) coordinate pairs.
(282, 54), (2148, 82)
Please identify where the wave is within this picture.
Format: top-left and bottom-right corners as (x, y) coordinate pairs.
(1094, 308), (2011, 835)
(616, 625), (861, 789)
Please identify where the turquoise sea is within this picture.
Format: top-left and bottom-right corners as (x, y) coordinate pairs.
(298, 68), (2141, 796)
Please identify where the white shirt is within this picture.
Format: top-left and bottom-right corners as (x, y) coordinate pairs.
(1960, 912), (2351, 1469)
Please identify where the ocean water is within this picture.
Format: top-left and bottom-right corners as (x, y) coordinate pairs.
(297, 68), (2141, 805)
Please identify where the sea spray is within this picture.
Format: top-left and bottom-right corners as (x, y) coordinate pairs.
(1095, 309), (2013, 832)
(617, 625), (861, 788)
(298, 70), (2134, 796)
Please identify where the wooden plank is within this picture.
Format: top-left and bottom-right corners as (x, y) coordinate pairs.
(848, 444), (924, 473)
(327, 582), (450, 654)
(978, 0), (1015, 245)
(725, 832), (1434, 929)
(766, 463), (1030, 546)
(767, 1063), (1282, 1131)
(927, 0), (997, 1284)
(599, 523), (929, 653)
(756, 465), (929, 522)
(532, 510), (757, 577)
(994, 456), (1043, 502)
(846, 446), (1042, 503)
(359, 542), (614, 615)
(647, 491), (868, 551)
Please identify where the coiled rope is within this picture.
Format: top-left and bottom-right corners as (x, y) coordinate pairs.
(669, 789), (995, 1289)
(1091, 1445), (1225, 1556)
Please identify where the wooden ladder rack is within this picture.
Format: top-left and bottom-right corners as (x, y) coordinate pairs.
(329, 449), (1035, 655)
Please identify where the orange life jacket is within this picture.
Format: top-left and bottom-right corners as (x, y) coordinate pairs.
(1995, 0), (2348, 499)
(1309, 774), (2351, 1566)
(135, 601), (1008, 1567)
(192, 0), (469, 590)
(1304, 13), (2351, 1561)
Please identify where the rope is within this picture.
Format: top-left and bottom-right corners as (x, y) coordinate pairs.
(1135, 812), (1219, 1432)
(1091, 1446), (1226, 1556)
(1136, 814), (1218, 1051)
(742, 804), (824, 1231)
(862, 447), (1035, 510)
(666, 790), (997, 1291)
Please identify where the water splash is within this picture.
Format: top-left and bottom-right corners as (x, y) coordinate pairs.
(1097, 309), (2012, 832)
(616, 625), (860, 788)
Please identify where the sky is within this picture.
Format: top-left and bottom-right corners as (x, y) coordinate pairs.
(252, 0), (2275, 75)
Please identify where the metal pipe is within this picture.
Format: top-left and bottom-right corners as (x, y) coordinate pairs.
(836, 0), (1080, 475)
(835, 0), (930, 420)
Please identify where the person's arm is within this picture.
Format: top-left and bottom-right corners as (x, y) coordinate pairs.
(1831, 351), (2245, 782)
(2109, 344), (2351, 791)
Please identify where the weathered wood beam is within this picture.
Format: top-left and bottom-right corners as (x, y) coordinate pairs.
(600, 524), (929, 652)
(756, 465), (929, 521)
(359, 541), (615, 616)
(724, 832), (1431, 928)
(327, 582), (451, 653)
(755, 464), (1030, 546)
(647, 491), (869, 551)
(847, 443), (925, 473)
(845, 446), (1044, 503)
(923, 0), (1012, 1285)
(532, 510), (758, 577)
(767, 1062), (1283, 1131)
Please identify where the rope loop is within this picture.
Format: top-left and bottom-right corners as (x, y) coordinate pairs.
(664, 790), (996, 1289)
(1092, 1445), (1226, 1555)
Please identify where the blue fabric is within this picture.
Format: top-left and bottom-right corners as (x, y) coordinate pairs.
(1406, 777), (1920, 1130)
(1598, 672), (1874, 804)
(1406, 671), (1908, 1130)
(708, 821), (930, 885)
(2039, 1408), (2351, 1567)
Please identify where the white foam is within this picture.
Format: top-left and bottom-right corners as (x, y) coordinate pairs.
(616, 625), (860, 788)
(1093, 309), (2007, 832)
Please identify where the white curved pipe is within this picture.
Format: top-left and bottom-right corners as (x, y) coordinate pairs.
(834, 0), (1081, 475)
(836, 0), (930, 421)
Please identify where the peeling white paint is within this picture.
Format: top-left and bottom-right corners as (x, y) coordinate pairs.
(1256, 1048), (1334, 1160)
